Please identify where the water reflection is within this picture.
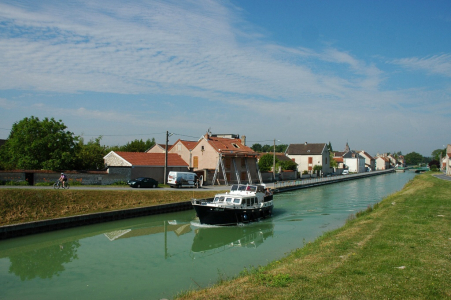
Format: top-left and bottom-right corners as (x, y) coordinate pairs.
(191, 222), (274, 256)
(8, 240), (80, 281)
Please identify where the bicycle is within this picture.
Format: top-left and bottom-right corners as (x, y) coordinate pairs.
(53, 180), (70, 189)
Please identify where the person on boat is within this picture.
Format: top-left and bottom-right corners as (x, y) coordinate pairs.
(265, 188), (272, 196)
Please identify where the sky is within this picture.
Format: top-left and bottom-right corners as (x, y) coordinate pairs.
(0, 0), (450, 157)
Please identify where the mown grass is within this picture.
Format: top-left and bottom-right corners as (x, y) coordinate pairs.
(0, 189), (222, 226)
(176, 173), (451, 299)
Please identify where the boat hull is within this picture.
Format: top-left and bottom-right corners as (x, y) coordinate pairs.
(193, 204), (273, 226)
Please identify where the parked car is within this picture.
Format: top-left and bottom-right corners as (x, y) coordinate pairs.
(342, 170), (349, 175)
(128, 177), (158, 188)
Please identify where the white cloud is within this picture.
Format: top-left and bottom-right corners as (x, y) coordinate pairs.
(390, 54), (451, 77)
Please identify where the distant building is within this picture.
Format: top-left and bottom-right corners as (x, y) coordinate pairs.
(286, 142), (331, 175)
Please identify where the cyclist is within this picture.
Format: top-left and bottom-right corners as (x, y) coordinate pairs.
(59, 173), (67, 188)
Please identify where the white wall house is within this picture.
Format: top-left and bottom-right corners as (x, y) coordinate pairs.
(344, 153), (366, 173)
(359, 151), (375, 171)
(446, 144), (451, 176)
(286, 142), (331, 175)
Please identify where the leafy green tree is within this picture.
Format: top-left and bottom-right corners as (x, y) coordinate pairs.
(431, 148), (446, 161)
(404, 152), (424, 165)
(329, 153), (338, 168)
(278, 159), (297, 171)
(0, 116), (78, 170)
(327, 142), (333, 153)
(110, 138), (155, 152)
(275, 144), (288, 153)
(74, 136), (107, 170)
(261, 144), (272, 152)
(251, 143), (262, 152)
(258, 153), (278, 172)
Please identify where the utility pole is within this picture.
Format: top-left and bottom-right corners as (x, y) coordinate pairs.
(273, 138), (276, 181)
(164, 131), (169, 185)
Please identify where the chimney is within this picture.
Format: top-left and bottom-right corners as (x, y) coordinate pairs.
(304, 142), (307, 145)
(242, 135), (246, 146)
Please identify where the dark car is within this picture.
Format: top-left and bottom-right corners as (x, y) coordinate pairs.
(128, 177), (158, 188)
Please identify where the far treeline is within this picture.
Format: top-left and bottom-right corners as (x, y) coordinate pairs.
(0, 116), (445, 172)
(0, 116), (156, 171)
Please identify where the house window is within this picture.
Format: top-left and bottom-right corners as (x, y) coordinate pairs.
(193, 156), (198, 168)
(241, 172), (247, 180)
(308, 157), (313, 164)
(177, 144), (182, 151)
(241, 158), (246, 167)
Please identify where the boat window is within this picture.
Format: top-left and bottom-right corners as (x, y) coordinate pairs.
(246, 186), (256, 192)
(238, 185), (247, 191)
(247, 198), (251, 206)
(231, 185), (239, 191)
(219, 196), (225, 202)
(233, 198), (241, 204)
(214, 197), (220, 202)
(242, 198), (247, 206)
(226, 197), (232, 203)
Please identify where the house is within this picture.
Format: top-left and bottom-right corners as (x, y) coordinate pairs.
(103, 151), (189, 183)
(446, 144), (451, 176)
(286, 142), (331, 176)
(375, 156), (390, 170)
(146, 144), (172, 154)
(190, 133), (261, 185)
(168, 139), (199, 169)
(344, 152), (366, 173)
(359, 151), (375, 171)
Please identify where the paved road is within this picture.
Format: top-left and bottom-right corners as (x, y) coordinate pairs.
(0, 185), (229, 191)
(433, 174), (451, 181)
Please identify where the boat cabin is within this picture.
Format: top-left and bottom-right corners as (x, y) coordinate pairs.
(213, 195), (258, 207)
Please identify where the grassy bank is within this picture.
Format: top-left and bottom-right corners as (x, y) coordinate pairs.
(0, 189), (221, 226)
(176, 173), (451, 299)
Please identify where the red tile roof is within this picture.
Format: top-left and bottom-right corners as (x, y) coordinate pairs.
(169, 139), (198, 151)
(205, 135), (256, 156)
(114, 152), (188, 167)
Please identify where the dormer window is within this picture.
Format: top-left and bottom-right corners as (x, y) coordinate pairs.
(232, 143), (240, 148)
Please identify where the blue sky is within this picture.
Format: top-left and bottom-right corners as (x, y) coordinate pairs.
(1, 0), (450, 156)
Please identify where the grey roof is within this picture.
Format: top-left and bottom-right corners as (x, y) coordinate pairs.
(286, 143), (326, 155)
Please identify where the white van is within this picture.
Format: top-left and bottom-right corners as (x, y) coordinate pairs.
(167, 171), (199, 188)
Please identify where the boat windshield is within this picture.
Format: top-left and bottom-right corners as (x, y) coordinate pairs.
(214, 196), (225, 203)
(230, 185), (239, 191)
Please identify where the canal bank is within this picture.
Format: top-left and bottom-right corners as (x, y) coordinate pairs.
(0, 169), (394, 239)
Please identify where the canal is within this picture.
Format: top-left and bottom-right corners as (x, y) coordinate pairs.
(0, 172), (416, 300)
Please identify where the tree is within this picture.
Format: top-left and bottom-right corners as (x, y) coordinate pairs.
(428, 160), (440, 169)
(251, 143), (262, 152)
(431, 148), (446, 161)
(404, 152), (424, 165)
(258, 154), (277, 172)
(327, 142), (333, 153)
(275, 144), (288, 153)
(278, 159), (297, 171)
(0, 116), (78, 170)
(108, 138), (156, 152)
(74, 136), (107, 170)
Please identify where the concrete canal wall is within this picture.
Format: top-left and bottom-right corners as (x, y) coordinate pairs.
(0, 169), (394, 239)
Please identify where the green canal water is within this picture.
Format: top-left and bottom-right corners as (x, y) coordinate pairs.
(0, 172), (416, 300)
